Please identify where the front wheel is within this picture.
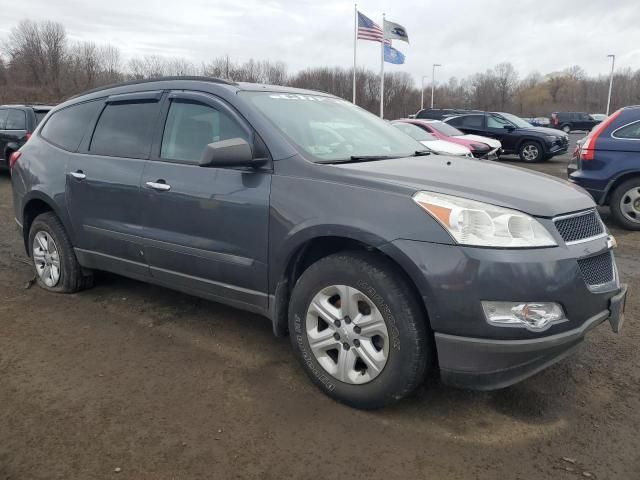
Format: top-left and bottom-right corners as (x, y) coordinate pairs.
(610, 178), (640, 230)
(519, 141), (544, 163)
(288, 252), (430, 409)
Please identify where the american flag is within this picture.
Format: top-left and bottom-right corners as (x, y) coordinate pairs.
(357, 11), (385, 43)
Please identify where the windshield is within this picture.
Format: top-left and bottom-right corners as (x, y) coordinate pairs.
(244, 92), (424, 162)
(495, 112), (533, 128)
(427, 121), (464, 137)
(392, 122), (437, 142)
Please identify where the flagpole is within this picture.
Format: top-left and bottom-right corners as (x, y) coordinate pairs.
(380, 12), (385, 118)
(352, 3), (357, 104)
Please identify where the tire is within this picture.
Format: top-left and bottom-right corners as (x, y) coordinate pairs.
(28, 212), (93, 293)
(519, 141), (544, 163)
(609, 178), (640, 231)
(288, 251), (430, 409)
(562, 124), (571, 133)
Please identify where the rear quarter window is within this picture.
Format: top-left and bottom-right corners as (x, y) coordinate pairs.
(613, 120), (640, 140)
(41, 101), (102, 152)
(90, 100), (161, 159)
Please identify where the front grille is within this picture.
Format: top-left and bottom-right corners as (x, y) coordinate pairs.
(578, 252), (614, 286)
(554, 210), (604, 243)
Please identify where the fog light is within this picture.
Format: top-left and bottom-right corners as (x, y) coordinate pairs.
(482, 302), (566, 332)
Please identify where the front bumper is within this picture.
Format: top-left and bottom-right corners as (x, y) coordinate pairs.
(437, 284), (626, 390)
(383, 237), (624, 390)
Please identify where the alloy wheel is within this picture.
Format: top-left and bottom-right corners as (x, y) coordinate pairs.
(620, 186), (640, 224)
(33, 231), (61, 287)
(522, 144), (539, 161)
(305, 285), (389, 384)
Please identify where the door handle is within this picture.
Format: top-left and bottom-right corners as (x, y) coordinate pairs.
(146, 181), (171, 192)
(69, 170), (86, 180)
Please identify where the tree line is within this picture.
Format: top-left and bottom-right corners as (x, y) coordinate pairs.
(1, 20), (639, 119)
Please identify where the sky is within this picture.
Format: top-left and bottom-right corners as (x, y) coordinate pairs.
(1, 0), (639, 85)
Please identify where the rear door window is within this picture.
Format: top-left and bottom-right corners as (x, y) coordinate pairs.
(0, 110), (8, 130)
(461, 115), (484, 128)
(41, 101), (102, 152)
(5, 110), (26, 130)
(90, 100), (161, 159)
(160, 100), (249, 163)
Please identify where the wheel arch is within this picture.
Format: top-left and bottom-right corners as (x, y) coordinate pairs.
(270, 230), (430, 337)
(21, 191), (70, 256)
(602, 171), (640, 205)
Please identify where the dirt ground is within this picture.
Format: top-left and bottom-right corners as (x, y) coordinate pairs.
(1, 134), (639, 480)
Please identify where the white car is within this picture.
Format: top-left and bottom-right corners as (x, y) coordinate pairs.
(391, 122), (473, 157)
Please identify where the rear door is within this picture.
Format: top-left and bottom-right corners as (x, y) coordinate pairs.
(139, 90), (272, 311)
(448, 114), (484, 135)
(66, 91), (164, 278)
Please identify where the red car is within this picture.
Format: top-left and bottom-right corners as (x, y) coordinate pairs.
(396, 119), (502, 159)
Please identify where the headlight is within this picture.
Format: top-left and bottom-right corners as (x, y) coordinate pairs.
(412, 191), (557, 247)
(545, 135), (559, 142)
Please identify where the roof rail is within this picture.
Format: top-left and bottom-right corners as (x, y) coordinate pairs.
(68, 76), (237, 100)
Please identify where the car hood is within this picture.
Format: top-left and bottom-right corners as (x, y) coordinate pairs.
(459, 134), (502, 149)
(519, 126), (567, 136)
(335, 155), (594, 217)
(421, 139), (471, 156)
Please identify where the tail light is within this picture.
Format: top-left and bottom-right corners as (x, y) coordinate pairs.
(578, 110), (622, 161)
(9, 151), (22, 169)
(24, 132), (32, 141)
(551, 114), (559, 126)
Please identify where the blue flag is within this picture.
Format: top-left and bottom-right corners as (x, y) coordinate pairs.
(384, 44), (405, 64)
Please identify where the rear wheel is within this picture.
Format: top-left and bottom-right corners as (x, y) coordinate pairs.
(519, 141), (543, 163)
(610, 178), (640, 230)
(288, 251), (430, 409)
(562, 124), (571, 133)
(28, 212), (93, 292)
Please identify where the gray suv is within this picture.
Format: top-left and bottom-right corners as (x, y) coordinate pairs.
(10, 77), (627, 409)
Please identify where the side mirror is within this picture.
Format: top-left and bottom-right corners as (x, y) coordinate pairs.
(503, 125), (515, 130)
(199, 138), (264, 168)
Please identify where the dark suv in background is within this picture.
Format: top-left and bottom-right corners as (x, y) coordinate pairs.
(9, 77), (626, 409)
(550, 112), (601, 133)
(444, 111), (569, 162)
(0, 104), (52, 169)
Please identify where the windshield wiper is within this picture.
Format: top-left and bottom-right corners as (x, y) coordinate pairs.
(316, 155), (400, 164)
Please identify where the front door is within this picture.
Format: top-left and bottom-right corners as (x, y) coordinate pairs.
(140, 91), (271, 311)
(66, 91), (164, 278)
(485, 114), (517, 152)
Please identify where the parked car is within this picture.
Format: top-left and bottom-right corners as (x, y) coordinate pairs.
(527, 117), (551, 127)
(0, 104), (52, 169)
(395, 118), (502, 159)
(591, 114), (607, 122)
(391, 121), (473, 157)
(568, 106), (640, 230)
(11, 77), (626, 409)
(444, 112), (569, 162)
(415, 108), (483, 120)
(550, 112), (600, 133)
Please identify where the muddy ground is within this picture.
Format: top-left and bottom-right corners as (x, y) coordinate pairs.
(1, 134), (639, 479)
